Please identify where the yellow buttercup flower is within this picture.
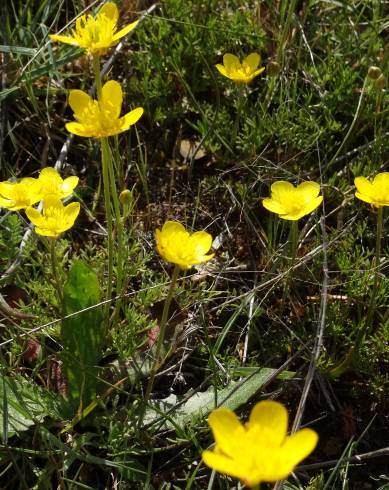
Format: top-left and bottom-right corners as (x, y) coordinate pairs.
(38, 167), (79, 200)
(66, 80), (143, 138)
(263, 181), (323, 220)
(215, 53), (265, 83)
(354, 172), (389, 208)
(49, 2), (138, 56)
(26, 196), (80, 238)
(0, 178), (41, 211)
(202, 400), (318, 487)
(155, 221), (214, 270)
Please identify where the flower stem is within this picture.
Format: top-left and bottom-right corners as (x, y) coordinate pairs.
(280, 220), (298, 312)
(231, 83), (245, 149)
(140, 265), (180, 422)
(93, 55), (102, 100)
(101, 137), (114, 317)
(50, 238), (63, 306)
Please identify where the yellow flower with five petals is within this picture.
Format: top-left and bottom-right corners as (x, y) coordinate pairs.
(49, 2), (138, 57)
(26, 196), (80, 238)
(202, 400), (318, 487)
(0, 178), (41, 211)
(155, 221), (214, 270)
(66, 80), (143, 138)
(262, 181), (323, 220)
(354, 172), (389, 208)
(215, 53), (265, 84)
(37, 167), (79, 200)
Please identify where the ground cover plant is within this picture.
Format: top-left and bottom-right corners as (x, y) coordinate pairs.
(0, 0), (388, 488)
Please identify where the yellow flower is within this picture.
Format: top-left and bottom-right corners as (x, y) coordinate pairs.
(49, 2), (138, 56)
(155, 221), (214, 270)
(215, 53), (265, 83)
(66, 80), (143, 138)
(354, 172), (389, 208)
(38, 167), (79, 200)
(0, 178), (41, 211)
(202, 400), (318, 487)
(262, 181), (323, 220)
(26, 196), (80, 237)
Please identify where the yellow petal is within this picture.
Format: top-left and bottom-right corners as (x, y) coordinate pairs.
(101, 80), (123, 120)
(64, 201), (81, 222)
(63, 176), (79, 194)
(207, 408), (245, 457)
(262, 197), (287, 215)
(281, 428), (318, 466)
(161, 221), (187, 235)
(215, 64), (228, 77)
(243, 53), (260, 71)
(189, 231), (212, 256)
(355, 191), (373, 204)
(247, 401), (288, 446)
(270, 181), (294, 201)
(120, 107), (144, 130)
(68, 90), (92, 116)
(65, 122), (93, 137)
(252, 67), (265, 77)
(26, 206), (44, 227)
(98, 2), (119, 22)
(297, 181), (321, 200)
(202, 450), (248, 482)
(112, 20), (139, 41)
(373, 172), (389, 186)
(43, 195), (62, 209)
(223, 53), (240, 70)
(49, 34), (78, 46)
(39, 167), (61, 183)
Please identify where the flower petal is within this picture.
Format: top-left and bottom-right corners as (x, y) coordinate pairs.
(189, 230), (212, 256)
(25, 206), (44, 227)
(281, 428), (318, 467)
(270, 181), (294, 201)
(262, 197), (287, 215)
(373, 172), (389, 186)
(68, 90), (92, 116)
(207, 408), (245, 458)
(215, 64), (228, 77)
(112, 20), (139, 41)
(64, 201), (81, 222)
(49, 34), (78, 46)
(65, 122), (93, 137)
(223, 53), (240, 70)
(243, 52), (260, 71)
(202, 450), (247, 482)
(63, 176), (79, 194)
(247, 401), (288, 446)
(119, 107), (144, 130)
(161, 221), (187, 235)
(98, 1), (119, 22)
(101, 80), (123, 120)
(297, 181), (321, 200)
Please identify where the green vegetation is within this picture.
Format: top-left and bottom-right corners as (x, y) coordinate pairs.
(0, 0), (388, 488)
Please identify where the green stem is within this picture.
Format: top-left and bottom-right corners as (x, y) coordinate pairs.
(101, 137), (114, 317)
(231, 84), (245, 149)
(280, 220), (298, 312)
(93, 55), (102, 100)
(140, 265), (180, 419)
(50, 238), (63, 306)
(106, 141), (125, 318)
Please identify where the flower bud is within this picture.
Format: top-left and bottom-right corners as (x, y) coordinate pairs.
(119, 189), (133, 207)
(367, 66), (382, 80)
(374, 74), (386, 90)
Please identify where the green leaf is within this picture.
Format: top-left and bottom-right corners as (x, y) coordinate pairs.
(61, 260), (103, 411)
(144, 367), (295, 431)
(0, 375), (61, 439)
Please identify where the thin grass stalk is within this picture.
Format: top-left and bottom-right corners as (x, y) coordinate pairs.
(140, 264), (180, 423)
(50, 238), (63, 305)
